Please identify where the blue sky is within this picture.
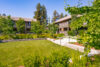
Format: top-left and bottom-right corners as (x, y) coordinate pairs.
(0, 0), (92, 19)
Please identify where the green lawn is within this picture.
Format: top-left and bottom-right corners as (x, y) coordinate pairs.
(0, 40), (99, 67)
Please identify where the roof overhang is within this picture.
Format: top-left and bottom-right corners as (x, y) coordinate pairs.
(11, 17), (37, 22)
(55, 15), (82, 23)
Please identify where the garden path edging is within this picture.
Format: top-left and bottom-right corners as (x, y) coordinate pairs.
(47, 38), (100, 55)
(0, 38), (47, 43)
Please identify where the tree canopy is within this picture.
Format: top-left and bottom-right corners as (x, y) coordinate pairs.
(65, 0), (100, 49)
(0, 16), (14, 34)
(60, 13), (64, 18)
(34, 3), (47, 25)
(31, 21), (43, 34)
(52, 10), (59, 22)
(16, 18), (25, 33)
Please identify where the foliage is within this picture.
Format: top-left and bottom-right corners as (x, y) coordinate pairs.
(34, 3), (41, 22)
(16, 18), (25, 33)
(68, 30), (76, 36)
(65, 0), (100, 49)
(31, 21), (43, 34)
(64, 14), (67, 17)
(24, 51), (69, 67)
(0, 40), (99, 67)
(0, 40), (82, 67)
(0, 62), (7, 67)
(34, 3), (47, 25)
(0, 16), (14, 34)
(41, 5), (48, 25)
(48, 23), (58, 36)
(60, 13), (64, 18)
(0, 33), (60, 40)
(52, 10), (60, 22)
(57, 33), (65, 37)
(0, 35), (12, 40)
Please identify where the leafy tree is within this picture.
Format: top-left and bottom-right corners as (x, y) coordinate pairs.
(0, 16), (14, 34)
(65, 0), (100, 50)
(31, 21), (43, 34)
(16, 18), (25, 33)
(52, 10), (59, 22)
(48, 23), (58, 35)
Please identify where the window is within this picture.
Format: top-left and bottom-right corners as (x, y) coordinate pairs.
(64, 28), (67, 31)
(28, 22), (31, 26)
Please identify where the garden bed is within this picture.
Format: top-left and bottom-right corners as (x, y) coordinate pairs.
(0, 38), (47, 43)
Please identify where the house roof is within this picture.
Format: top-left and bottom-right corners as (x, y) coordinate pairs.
(55, 15), (82, 23)
(11, 16), (37, 22)
(55, 15), (71, 23)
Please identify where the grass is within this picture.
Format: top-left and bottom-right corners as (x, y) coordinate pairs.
(0, 40), (99, 67)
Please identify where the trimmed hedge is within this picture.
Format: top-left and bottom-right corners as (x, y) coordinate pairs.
(0, 33), (64, 40)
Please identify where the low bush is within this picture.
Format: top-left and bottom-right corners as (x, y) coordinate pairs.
(23, 51), (69, 67)
(13, 34), (38, 39)
(0, 34), (55, 40)
(0, 35), (12, 40)
(0, 33), (65, 40)
(57, 33), (65, 37)
(68, 30), (76, 36)
(78, 30), (84, 36)
(0, 62), (7, 67)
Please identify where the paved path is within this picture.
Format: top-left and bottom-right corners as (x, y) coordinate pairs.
(47, 38), (100, 55)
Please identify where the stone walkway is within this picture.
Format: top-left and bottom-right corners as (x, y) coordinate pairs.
(47, 38), (100, 55)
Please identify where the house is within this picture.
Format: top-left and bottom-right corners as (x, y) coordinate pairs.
(11, 17), (36, 33)
(55, 15), (82, 35)
(55, 15), (71, 35)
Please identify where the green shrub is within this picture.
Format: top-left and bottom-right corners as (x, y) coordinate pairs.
(77, 38), (83, 44)
(0, 35), (12, 40)
(23, 51), (69, 67)
(57, 33), (65, 37)
(32, 34), (37, 39)
(53, 34), (58, 38)
(0, 33), (64, 40)
(38, 34), (46, 38)
(68, 30), (76, 36)
(0, 62), (7, 67)
(78, 30), (84, 35)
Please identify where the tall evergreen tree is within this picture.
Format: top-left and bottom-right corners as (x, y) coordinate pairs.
(34, 3), (41, 23)
(52, 10), (59, 22)
(34, 3), (47, 25)
(41, 5), (47, 25)
(60, 13), (64, 18)
(64, 14), (67, 17)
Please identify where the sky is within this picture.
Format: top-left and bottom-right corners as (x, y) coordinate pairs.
(0, 0), (92, 19)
